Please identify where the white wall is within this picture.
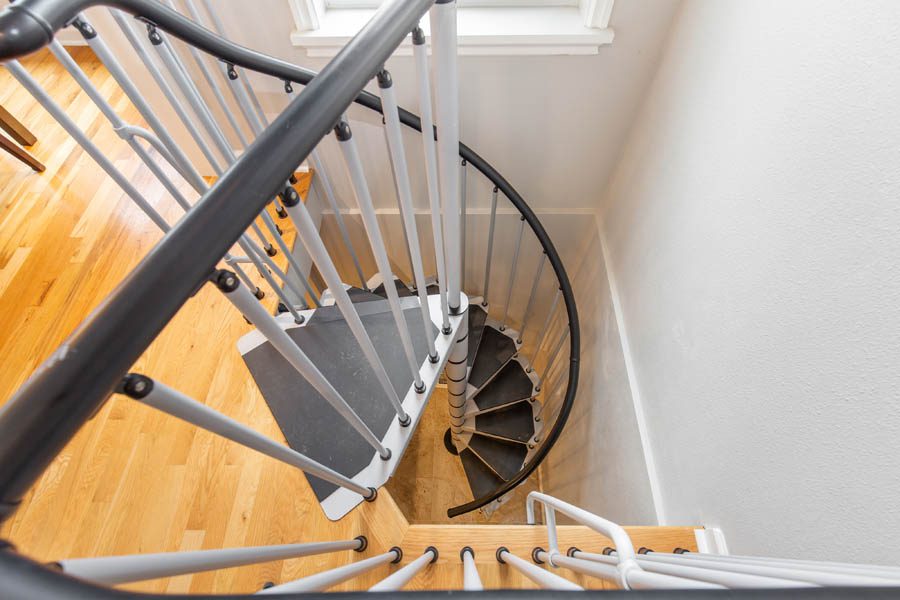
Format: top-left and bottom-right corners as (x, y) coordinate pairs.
(541, 218), (659, 525)
(600, 0), (900, 562)
(77, 0), (680, 211)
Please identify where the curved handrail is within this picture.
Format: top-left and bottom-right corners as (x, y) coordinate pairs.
(0, 0), (579, 518)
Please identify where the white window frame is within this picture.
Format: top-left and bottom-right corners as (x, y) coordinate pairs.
(324, 0), (579, 7)
(289, 0), (615, 57)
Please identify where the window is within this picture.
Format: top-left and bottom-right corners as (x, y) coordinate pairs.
(290, 0), (615, 57)
(325, 0), (578, 7)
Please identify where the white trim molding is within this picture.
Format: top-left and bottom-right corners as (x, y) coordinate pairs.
(288, 0), (615, 57)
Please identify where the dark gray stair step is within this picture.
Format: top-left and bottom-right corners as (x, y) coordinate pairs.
(469, 434), (528, 481)
(460, 448), (505, 500)
(469, 326), (516, 389)
(373, 278), (414, 299)
(475, 401), (535, 443)
(346, 287), (384, 304)
(241, 297), (436, 502)
(474, 360), (534, 412)
(467, 304), (488, 368)
(426, 283), (440, 295)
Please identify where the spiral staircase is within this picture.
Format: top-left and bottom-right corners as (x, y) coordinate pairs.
(1, 0), (899, 596)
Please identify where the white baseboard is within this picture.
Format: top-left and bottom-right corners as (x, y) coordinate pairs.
(694, 527), (730, 555)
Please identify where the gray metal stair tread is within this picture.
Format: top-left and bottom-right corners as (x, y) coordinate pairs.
(460, 448), (505, 500)
(468, 326), (516, 389)
(474, 360), (534, 411)
(346, 287), (384, 304)
(373, 278), (414, 299)
(310, 296), (420, 324)
(241, 300), (436, 502)
(468, 435), (527, 481)
(475, 401), (535, 443)
(467, 304), (488, 368)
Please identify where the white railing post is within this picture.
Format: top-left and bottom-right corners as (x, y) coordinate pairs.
(258, 548), (402, 593)
(378, 68), (438, 363)
(335, 120), (426, 393)
(59, 538), (366, 585)
(213, 271), (392, 460)
(461, 547), (484, 591)
(412, 26), (451, 332)
(518, 253), (546, 344)
(482, 186), (499, 306)
(118, 373), (375, 500)
(500, 216), (526, 331)
(280, 188), (411, 425)
(496, 547), (582, 590)
(430, 0), (462, 313)
(369, 547), (437, 591)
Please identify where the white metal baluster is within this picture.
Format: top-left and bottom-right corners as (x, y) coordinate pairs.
(460, 158), (467, 288)
(5, 61), (169, 232)
(378, 68), (438, 363)
(461, 547), (484, 591)
(369, 547), (437, 591)
(412, 26), (450, 333)
(78, 15), (303, 318)
(281, 188), (411, 425)
(113, 12), (277, 261)
(517, 253), (546, 344)
(530, 289), (561, 372)
(148, 24), (281, 260)
(482, 186), (499, 307)
(198, 0), (269, 132)
(308, 149), (369, 291)
(430, 0), (462, 312)
(59, 538), (367, 585)
(636, 553), (900, 587)
(570, 551), (817, 589)
(75, 15), (205, 191)
(541, 328), (569, 390)
(496, 548), (582, 591)
(214, 271), (392, 460)
(112, 11), (224, 173)
(119, 373), (376, 499)
(258, 548), (402, 594)
(168, 0), (249, 148)
(46, 40), (192, 214)
(500, 216), (526, 331)
(335, 120), (426, 393)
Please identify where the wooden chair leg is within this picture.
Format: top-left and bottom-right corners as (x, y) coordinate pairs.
(0, 130), (45, 172)
(0, 105), (37, 147)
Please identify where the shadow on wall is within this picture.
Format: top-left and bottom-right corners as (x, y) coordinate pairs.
(540, 218), (658, 526)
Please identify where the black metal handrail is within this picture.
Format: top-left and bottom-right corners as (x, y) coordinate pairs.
(0, 0), (578, 520)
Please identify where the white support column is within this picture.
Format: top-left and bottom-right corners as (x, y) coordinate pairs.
(446, 309), (469, 445)
(429, 1), (462, 312)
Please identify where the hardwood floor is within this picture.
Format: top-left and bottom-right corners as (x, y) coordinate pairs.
(0, 48), (699, 594)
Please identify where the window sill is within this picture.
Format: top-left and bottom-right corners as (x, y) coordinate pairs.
(290, 6), (614, 57)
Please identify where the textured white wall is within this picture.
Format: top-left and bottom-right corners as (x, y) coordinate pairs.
(600, 0), (900, 561)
